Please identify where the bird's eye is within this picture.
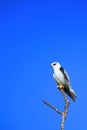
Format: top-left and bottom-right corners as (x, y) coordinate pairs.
(53, 63), (56, 66)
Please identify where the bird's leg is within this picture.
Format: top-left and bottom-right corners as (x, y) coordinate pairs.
(57, 84), (64, 90)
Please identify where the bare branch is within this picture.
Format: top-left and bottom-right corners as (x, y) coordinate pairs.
(42, 100), (62, 115)
(60, 89), (70, 130)
(61, 89), (70, 104)
(43, 88), (70, 130)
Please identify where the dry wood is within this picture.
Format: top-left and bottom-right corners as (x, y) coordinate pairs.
(43, 89), (70, 130)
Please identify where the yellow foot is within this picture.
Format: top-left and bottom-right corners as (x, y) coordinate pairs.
(57, 84), (64, 89)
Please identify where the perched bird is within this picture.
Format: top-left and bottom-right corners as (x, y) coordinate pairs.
(51, 62), (77, 101)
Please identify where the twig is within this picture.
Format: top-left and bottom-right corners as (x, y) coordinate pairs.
(43, 88), (70, 130)
(60, 89), (70, 130)
(42, 100), (62, 115)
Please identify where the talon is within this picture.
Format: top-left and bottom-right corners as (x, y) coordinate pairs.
(57, 84), (64, 89)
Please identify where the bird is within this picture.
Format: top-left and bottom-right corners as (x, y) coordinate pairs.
(51, 62), (77, 101)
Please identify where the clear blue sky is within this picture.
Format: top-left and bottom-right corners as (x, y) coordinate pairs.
(0, 0), (87, 129)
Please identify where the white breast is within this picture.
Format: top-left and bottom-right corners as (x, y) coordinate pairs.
(53, 68), (65, 85)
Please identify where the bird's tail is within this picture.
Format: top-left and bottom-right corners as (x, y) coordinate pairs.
(64, 87), (77, 101)
(70, 89), (77, 101)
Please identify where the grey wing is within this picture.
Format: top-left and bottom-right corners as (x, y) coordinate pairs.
(60, 67), (77, 101)
(60, 67), (70, 82)
(64, 69), (72, 88)
(60, 67), (71, 88)
(64, 69), (70, 82)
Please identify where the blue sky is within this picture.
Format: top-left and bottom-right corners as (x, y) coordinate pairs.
(0, 0), (87, 129)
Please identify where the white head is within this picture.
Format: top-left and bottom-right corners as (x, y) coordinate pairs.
(51, 62), (61, 69)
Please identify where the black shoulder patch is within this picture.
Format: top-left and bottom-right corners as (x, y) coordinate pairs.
(60, 67), (69, 81)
